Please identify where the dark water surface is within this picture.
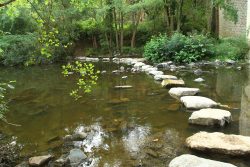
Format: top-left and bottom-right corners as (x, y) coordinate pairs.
(0, 62), (250, 166)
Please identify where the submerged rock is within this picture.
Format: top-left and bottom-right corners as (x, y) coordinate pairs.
(189, 108), (232, 126)
(29, 155), (52, 166)
(154, 75), (177, 81)
(186, 132), (250, 156)
(169, 154), (236, 167)
(193, 69), (203, 75)
(161, 79), (185, 88)
(169, 87), (200, 99)
(114, 85), (133, 89)
(68, 149), (87, 167)
(180, 96), (217, 110)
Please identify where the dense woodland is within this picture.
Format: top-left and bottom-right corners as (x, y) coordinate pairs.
(0, 0), (247, 66)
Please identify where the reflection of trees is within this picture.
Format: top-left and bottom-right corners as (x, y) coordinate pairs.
(216, 69), (245, 103)
(240, 85), (250, 136)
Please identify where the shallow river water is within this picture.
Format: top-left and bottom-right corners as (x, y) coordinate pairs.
(0, 62), (250, 166)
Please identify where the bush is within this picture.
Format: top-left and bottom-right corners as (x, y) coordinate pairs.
(144, 33), (249, 63)
(144, 34), (169, 63)
(144, 33), (214, 63)
(0, 34), (40, 66)
(213, 37), (249, 60)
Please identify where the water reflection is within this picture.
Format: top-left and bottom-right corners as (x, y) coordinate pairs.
(240, 64), (250, 136)
(122, 124), (151, 154)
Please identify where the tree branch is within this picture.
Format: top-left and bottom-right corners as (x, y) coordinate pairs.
(0, 0), (16, 8)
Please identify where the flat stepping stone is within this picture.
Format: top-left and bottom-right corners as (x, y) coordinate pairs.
(29, 155), (52, 166)
(189, 108), (232, 126)
(114, 85), (133, 89)
(194, 78), (205, 82)
(161, 79), (185, 88)
(154, 75), (177, 81)
(186, 132), (250, 156)
(169, 154), (236, 167)
(180, 96), (217, 109)
(145, 67), (158, 73)
(149, 70), (164, 76)
(169, 87), (200, 99)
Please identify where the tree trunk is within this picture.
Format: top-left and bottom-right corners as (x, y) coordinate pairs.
(131, 12), (142, 48)
(176, 0), (184, 32)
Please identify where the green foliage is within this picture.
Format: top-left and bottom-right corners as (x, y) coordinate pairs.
(0, 81), (15, 120)
(0, 34), (41, 66)
(144, 33), (249, 63)
(212, 37), (249, 60)
(143, 34), (169, 63)
(62, 61), (100, 100)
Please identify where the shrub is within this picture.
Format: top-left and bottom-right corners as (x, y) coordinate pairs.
(0, 34), (40, 66)
(144, 33), (214, 63)
(213, 37), (249, 60)
(144, 34), (169, 63)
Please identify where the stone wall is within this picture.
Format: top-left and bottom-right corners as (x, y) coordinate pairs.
(219, 0), (248, 38)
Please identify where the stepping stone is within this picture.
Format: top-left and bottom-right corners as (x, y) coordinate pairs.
(114, 85), (133, 89)
(186, 132), (250, 156)
(149, 70), (164, 76)
(189, 108), (232, 126)
(194, 78), (205, 82)
(161, 79), (185, 88)
(141, 65), (153, 71)
(169, 87), (200, 99)
(180, 96), (217, 109)
(154, 75), (177, 81)
(29, 155), (53, 166)
(145, 67), (158, 73)
(169, 154), (236, 167)
(134, 62), (145, 68)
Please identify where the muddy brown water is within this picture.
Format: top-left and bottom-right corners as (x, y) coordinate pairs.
(0, 62), (250, 166)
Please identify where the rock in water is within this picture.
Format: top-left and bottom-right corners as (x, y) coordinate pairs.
(154, 75), (177, 81)
(149, 70), (164, 76)
(186, 132), (250, 156)
(114, 85), (133, 89)
(180, 96), (217, 109)
(194, 78), (205, 82)
(169, 87), (200, 99)
(29, 155), (52, 166)
(189, 108), (232, 126)
(68, 149), (87, 167)
(161, 79), (185, 88)
(169, 154), (236, 167)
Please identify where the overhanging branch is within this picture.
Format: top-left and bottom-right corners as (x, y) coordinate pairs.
(0, 0), (16, 8)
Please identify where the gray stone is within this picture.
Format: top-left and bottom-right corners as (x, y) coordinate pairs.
(161, 79), (185, 88)
(169, 154), (236, 167)
(68, 149), (87, 167)
(149, 70), (164, 76)
(193, 69), (203, 75)
(180, 96), (217, 109)
(134, 62), (145, 68)
(226, 59), (236, 65)
(189, 108), (232, 126)
(29, 155), (52, 166)
(141, 65), (153, 71)
(154, 75), (177, 81)
(194, 78), (205, 82)
(156, 62), (172, 68)
(145, 67), (158, 73)
(169, 87), (200, 99)
(186, 132), (250, 156)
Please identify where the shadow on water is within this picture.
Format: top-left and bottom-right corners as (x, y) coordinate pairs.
(0, 62), (250, 166)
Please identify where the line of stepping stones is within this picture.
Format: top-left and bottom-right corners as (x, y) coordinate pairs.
(77, 57), (248, 167)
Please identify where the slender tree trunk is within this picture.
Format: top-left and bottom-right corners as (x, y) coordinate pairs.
(176, 0), (184, 32)
(113, 8), (119, 50)
(120, 12), (124, 55)
(131, 12), (142, 48)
